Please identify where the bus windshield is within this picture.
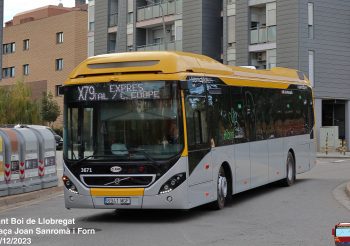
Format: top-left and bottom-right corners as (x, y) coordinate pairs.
(64, 81), (183, 161)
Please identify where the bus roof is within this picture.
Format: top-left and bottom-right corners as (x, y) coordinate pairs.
(66, 51), (309, 86)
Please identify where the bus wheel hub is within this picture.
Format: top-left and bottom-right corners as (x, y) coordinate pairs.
(218, 176), (227, 198)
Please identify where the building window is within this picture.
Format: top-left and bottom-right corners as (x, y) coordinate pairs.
(108, 33), (116, 53)
(127, 0), (133, 11)
(3, 42), (15, 54)
(250, 51), (267, 70)
(23, 39), (29, 50)
(227, 16), (235, 44)
(23, 64), (29, 75)
(2, 67), (15, 78)
(127, 34), (133, 47)
(308, 3), (314, 39)
(56, 58), (64, 71)
(55, 85), (64, 96)
(108, 0), (118, 27)
(56, 32), (64, 44)
(152, 28), (163, 44)
(88, 37), (94, 57)
(89, 22), (95, 32)
(308, 51), (314, 87)
(127, 12), (133, 24)
(267, 49), (276, 69)
(88, 3), (95, 31)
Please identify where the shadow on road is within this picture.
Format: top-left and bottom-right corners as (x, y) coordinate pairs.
(225, 178), (312, 208)
(74, 178), (314, 225)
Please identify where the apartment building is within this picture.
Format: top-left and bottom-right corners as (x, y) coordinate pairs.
(0, 1), (3, 80)
(91, 0), (350, 149)
(227, 0), (350, 150)
(2, 3), (88, 126)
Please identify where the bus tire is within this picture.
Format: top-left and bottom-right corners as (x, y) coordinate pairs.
(210, 166), (228, 210)
(280, 152), (295, 186)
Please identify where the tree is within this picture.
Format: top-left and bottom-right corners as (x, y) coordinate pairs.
(41, 91), (61, 127)
(0, 80), (41, 124)
(0, 88), (9, 124)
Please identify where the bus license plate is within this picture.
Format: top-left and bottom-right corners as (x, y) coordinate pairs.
(104, 197), (131, 205)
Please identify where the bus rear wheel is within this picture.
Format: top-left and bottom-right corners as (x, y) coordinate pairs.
(280, 152), (295, 186)
(211, 166), (228, 210)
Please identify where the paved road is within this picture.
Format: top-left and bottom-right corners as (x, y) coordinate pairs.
(0, 158), (349, 246)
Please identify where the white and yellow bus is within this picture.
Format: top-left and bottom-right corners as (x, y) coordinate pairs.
(62, 51), (315, 210)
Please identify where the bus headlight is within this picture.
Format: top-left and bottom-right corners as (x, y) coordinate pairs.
(159, 173), (186, 194)
(62, 176), (79, 194)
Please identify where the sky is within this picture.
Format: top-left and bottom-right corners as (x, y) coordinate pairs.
(3, 0), (76, 23)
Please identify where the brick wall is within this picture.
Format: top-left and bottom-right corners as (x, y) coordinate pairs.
(1, 9), (88, 127)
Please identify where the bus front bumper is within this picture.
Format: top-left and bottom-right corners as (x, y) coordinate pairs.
(64, 157), (190, 209)
(64, 183), (189, 209)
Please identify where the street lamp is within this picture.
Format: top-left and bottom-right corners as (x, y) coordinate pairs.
(147, 0), (167, 50)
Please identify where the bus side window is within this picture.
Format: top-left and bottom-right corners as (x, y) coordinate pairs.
(265, 89), (276, 139)
(244, 90), (256, 141)
(307, 88), (315, 136)
(272, 90), (283, 138)
(253, 88), (266, 141)
(231, 87), (247, 143)
(210, 85), (233, 146)
(185, 96), (209, 148)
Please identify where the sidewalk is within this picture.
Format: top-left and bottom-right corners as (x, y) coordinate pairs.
(0, 151), (65, 211)
(317, 151), (350, 199)
(0, 184), (63, 211)
(317, 151), (350, 158)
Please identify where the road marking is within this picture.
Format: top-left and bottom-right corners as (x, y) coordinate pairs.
(316, 160), (328, 164)
(332, 182), (350, 211)
(333, 160), (346, 163)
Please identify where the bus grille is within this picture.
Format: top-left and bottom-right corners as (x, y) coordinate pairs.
(80, 174), (156, 188)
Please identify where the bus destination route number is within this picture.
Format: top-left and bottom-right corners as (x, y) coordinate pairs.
(75, 83), (160, 102)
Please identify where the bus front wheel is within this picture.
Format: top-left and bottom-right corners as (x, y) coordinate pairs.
(211, 166), (228, 210)
(281, 152), (295, 186)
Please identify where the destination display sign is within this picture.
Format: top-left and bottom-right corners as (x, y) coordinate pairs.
(65, 82), (169, 102)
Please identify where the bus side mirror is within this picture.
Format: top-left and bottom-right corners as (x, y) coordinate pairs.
(332, 228), (335, 236)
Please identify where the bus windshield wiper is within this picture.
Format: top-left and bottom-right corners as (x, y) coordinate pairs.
(128, 148), (157, 164)
(68, 150), (159, 169)
(71, 154), (114, 167)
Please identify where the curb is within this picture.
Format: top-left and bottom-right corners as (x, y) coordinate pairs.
(0, 186), (63, 209)
(317, 154), (350, 158)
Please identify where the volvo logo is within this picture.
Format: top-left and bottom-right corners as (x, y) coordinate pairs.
(104, 177), (130, 186)
(110, 166), (122, 173)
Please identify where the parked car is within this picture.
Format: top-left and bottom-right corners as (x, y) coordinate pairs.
(46, 128), (63, 150)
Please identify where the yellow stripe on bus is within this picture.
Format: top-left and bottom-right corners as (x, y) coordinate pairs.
(221, 77), (291, 89)
(181, 90), (188, 157)
(90, 188), (144, 197)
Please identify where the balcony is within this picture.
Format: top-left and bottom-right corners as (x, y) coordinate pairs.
(137, 0), (182, 22)
(250, 25), (276, 44)
(136, 40), (182, 51)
